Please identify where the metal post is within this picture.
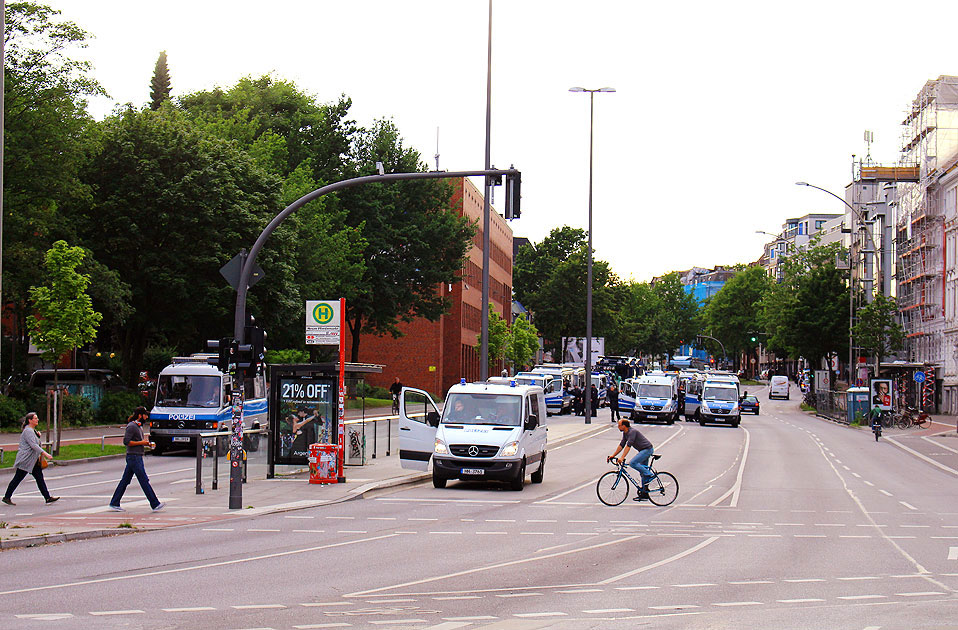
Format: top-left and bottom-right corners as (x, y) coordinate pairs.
(584, 91), (594, 425)
(479, 0), (493, 381)
(213, 439), (219, 491)
(195, 437), (204, 495)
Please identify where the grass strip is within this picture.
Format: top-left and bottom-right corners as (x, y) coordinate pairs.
(0, 444), (126, 469)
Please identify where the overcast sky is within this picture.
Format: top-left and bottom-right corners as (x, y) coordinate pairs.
(47, 0), (958, 282)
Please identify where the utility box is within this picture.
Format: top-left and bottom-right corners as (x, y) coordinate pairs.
(846, 387), (870, 425)
(308, 443), (338, 484)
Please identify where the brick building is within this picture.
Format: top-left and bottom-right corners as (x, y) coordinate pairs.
(345, 177), (513, 397)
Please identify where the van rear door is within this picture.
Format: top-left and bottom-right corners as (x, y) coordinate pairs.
(399, 388), (440, 471)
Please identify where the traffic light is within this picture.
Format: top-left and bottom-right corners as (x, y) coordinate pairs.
(245, 325), (267, 375)
(504, 170), (521, 219)
(750, 336), (757, 343)
(206, 337), (234, 372)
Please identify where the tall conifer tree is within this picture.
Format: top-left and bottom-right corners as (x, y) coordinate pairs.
(149, 51), (171, 109)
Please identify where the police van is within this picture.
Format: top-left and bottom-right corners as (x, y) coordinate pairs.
(699, 380), (742, 427)
(148, 356), (268, 454)
(531, 364), (575, 411)
(514, 372), (568, 415)
(398, 380), (547, 491)
(621, 372), (679, 424)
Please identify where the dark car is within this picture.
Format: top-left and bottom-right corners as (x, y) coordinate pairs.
(740, 395), (760, 415)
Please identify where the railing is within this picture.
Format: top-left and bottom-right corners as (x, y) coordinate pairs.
(342, 413), (395, 462)
(194, 427), (269, 495)
(101, 434), (125, 451)
(807, 390), (848, 424)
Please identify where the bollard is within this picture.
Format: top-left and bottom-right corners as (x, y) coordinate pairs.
(195, 437), (204, 494)
(387, 416), (391, 457)
(212, 441), (219, 491)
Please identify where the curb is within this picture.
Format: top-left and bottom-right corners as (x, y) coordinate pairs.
(0, 526), (136, 550)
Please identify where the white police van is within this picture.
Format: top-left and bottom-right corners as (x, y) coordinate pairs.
(514, 372), (567, 415)
(399, 380), (547, 491)
(699, 380), (742, 427)
(621, 372), (679, 424)
(148, 356), (268, 454)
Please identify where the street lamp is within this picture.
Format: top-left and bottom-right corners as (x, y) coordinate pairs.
(795, 181), (878, 386)
(570, 86), (615, 424)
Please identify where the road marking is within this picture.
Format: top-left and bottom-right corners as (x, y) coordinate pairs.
(949, 547), (958, 560)
(714, 601), (761, 606)
(837, 595), (885, 600)
(376, 498), (520, 504)
(878, 489), (892, 496)
(599, 537), (720, 584)
(897, 591), (946, 596)
(441, 617), (497, 621)
(348, 535), (643, 597)
(433, 596), (482, 601)
(900, 501), (918, 511)
(90, 610), (145, 615)
(900, 524), (930, 528)
(369, 517), (396, 521)
(864, 480), (874, 486)
(708, 427), (750, 508)
(0, 533), (400, 597)
(14, 614), (74, 620)
(837, 576), (879, 581)
(784, 578), (826, 583)
(299, 602), (351, 607)
(922, 436), (958, 455)
(673, 583), (717, 588)
(778, 598), (825, 603)
(327, 516), (355, 520)
(293, 624), (351, 629)
(336, 530), (367, 534)
(840, 535), (872, 539)
(885, 436), (958, 476)
(233, 604), (287, 609)
(367, 598), (417, 603)
(163, 607), (217, 612)
(584, 608), (634, 613)
(650, 605), (699, 610)
(514, 612), (566, 617)
(729, 580), (772, 585)
(497, 592), (541, 598)
(615, 585), (659, 590)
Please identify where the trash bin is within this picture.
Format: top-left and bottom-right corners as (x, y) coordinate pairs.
(308, 443), (338, 484)
(846, 387), (870, 424)
(346, 424), (366, 466)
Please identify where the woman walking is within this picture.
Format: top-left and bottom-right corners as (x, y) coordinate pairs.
(3, 412), (59, 506)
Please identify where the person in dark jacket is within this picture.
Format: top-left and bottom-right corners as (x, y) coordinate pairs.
(572, 385), (584, 416)
(109, 407), (163, 512)
(3, 412), (57, 505)
(608, 383), (620, 422)
(590, 384), (599, 417)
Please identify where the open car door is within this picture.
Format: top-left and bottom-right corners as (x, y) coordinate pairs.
(619, 381), (636, 416)
(398, 387), (441, 471)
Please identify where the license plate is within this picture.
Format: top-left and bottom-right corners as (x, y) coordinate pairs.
(172, 437), (190, 442)
(461, 468), (484, 475)
(646, 414), (658, 419)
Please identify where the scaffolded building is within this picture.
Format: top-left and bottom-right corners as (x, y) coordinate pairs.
(896, 76), (958, 376)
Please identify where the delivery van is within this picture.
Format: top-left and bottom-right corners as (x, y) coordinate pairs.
(769, 375), (790, 399)
(398, 380), (547, 491)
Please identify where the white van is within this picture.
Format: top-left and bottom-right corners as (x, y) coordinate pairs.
(399, 381), (547, 491)
(515, 372), (567, 415)
(769, 375), (790, 400)
(700, 380), (742, 427)
(622, 373), (679, 424)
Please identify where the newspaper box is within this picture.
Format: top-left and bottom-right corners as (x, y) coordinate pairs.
(308, 443), (338, 484)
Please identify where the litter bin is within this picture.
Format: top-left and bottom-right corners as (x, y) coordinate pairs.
(308, 443), (338, 484)
(846, 387), (870, 424)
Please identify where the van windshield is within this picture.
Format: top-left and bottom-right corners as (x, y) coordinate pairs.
(704, 386), (737, 401)
(155, 375), (221, 408)
(442, 393), (522, 426)
(637, 384), (671, 398)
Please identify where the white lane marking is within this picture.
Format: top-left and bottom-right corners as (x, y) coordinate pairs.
(232, 604), (286, 609)
(615, 586), (659, 590)
(90, 610), (145, 615)
(293, 624), (351, 629)
(713, 601), (761, 607)
(784, 578), (826, 583)
(897, 591), (946, 596)
(878, 489), (893, 496)
(852, 472), (862, 478)
(299, 602), (351, 607)
(729, 580), (772, 585)
(599, 537), (720, 584)
(778, 598), (825, 603)
(837, 576), (879, 581)
(163, 607), (217, 612)
(44, 470), (102, 480)
(423, 623), (475, 630)
(433, 596), (482, 601)
(0, 533), (399, 596)
(922, 436), (958, 455)
(673, 583), (717, 588)
(497, 593), (541, 598)
(708, 428), (751, 508)
(514, 612), (566, 618)
(814, 523), (846, 527)
(650, 605), (699, 610)
(837, 595), (885, 600)
(347, 535), (643, 597)
(367, 598), (416, 603)
(369, 517), (396, 521)
(864, 480), (875, 486)
(900, 525), (930, 528)
(475, 531), (508, 535)
(884, 436), (958, 477)
(584, 608), (634, 613)
(14, 614), (74, 620)
(948, 547), (958, 560)
(900, 501), (918, 511)
(441, 617), (498, 621)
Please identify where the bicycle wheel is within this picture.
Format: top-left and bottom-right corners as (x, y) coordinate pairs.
(895, 415), (910, 430)
(596, 470), (629, 506)
(647, 471), (679, 506)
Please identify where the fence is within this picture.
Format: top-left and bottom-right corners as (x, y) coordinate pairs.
(807, 389), (848, 424)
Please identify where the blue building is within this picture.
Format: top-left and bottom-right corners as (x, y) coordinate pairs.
(673, 267), (736, 361)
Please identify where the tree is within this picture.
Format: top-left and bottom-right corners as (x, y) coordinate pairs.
(149, 50), (171, 110)
(651, 272), (700, 362)
(505, 314), (540, 373)
(852, 293), (905, 365)
(513, 226), (587, 312)
(703, 266), (770, 372)
(475, 304), (509, 375)
(3, 2), (103, 376)
(29, 241), (102, 451)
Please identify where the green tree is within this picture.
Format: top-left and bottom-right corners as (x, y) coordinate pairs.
(513, 226), (587, 313)
(29, 240), (102, 451)
(505, 314), (540, 373)
(607, 281), (660, 356)
(149, 50), (171, 110)
(852, 293), (905, 364)
(3, 2), (103, 376)
(703, 266), (770, 371)
(475, 304), (509, 375)
(651, 272), (700, 362)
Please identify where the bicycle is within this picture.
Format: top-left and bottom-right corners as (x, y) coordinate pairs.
(391, 393), (400, 416)
(596, 454), (678, 507)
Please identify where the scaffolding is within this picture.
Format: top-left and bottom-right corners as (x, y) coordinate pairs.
(895, 76), (958, 365)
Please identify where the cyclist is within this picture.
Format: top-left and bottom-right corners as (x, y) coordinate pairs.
(607, 419), (654, 501)
(389, 377), (403, 414)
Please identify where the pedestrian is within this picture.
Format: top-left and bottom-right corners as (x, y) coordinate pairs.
(109, 406), (164, 512)
(590, 384), (599, 417)
(3, 412), (58, 506)
(572, 384), (584, 416)
(608, 382), (621, 422)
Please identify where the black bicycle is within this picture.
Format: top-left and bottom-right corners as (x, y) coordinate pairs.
(596, 454), (678, 506)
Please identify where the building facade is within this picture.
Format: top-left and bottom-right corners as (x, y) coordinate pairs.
(345, 177), (513, 397)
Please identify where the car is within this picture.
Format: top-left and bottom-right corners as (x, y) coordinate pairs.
(740, 395), (760, 415)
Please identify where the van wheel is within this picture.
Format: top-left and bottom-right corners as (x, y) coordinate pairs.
(511, 460), (526, 491)
(732, 419), (740, 428)
(699, 419), (706, 427)
(432, 470), (447, 488)
(531, 453), (545, 483)
(667, 415), (675, 425)
(151, 437), (168, 456)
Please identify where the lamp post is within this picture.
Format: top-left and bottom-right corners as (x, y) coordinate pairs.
(570, 86), (615, 424)
(795, 181), (877, 387)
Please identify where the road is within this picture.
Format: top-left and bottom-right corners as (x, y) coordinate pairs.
(1, 396), (956, 629)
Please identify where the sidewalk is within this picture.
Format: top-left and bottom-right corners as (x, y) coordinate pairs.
(0, 413), (611, 550)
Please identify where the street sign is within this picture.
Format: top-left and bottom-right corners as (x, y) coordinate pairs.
(914, 371), (926, 383)
(306, 300), (341, 345)
(220, 252), (265, 290)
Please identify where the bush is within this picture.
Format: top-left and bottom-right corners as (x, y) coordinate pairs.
(355, 382), (391, 399)
(143, 345), (179, 379)
(266, 348), (310, 365)
(0, 395), (27, 430)
(96, 391), (144, 425)
(61, 393), (94, 426)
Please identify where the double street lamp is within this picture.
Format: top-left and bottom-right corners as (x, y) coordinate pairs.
(795, 181), (878, 385)
(570, 86), (615, 424)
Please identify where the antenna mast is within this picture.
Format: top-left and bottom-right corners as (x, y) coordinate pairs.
(434, 127), (440, 171)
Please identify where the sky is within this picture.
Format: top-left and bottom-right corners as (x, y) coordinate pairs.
(45, 0), (958, 282)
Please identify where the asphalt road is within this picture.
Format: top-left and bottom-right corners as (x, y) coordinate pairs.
(1, 396), (956, 630)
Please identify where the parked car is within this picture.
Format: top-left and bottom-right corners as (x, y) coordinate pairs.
(740, 395), (760, 415)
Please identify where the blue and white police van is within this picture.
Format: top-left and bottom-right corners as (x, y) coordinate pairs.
(621, 372), (679, 424)
(514, 372), (568, 415)
(148, 355), (268, 454)
(699, 380), (742, 427)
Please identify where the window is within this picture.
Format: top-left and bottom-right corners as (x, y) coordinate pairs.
(528, 395), (540, 421)
(815, 220), (826, 230)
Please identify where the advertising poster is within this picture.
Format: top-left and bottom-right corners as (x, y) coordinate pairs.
(275, 377), (336, 466)
(870, 378), (893, 411)
(562, 337), (605, 365)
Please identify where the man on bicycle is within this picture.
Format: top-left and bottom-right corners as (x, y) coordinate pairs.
(607, 419), (654, 501)
(389, 377), (403, 413)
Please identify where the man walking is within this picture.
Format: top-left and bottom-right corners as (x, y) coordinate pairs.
(608, 382), (620, 422)
(109, 406), (164, 512)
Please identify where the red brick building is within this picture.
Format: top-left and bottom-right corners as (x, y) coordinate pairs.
(345, 177), (513, 397)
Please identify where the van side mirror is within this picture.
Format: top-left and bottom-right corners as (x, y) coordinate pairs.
(426, 411), (440, 427)
(525, 414), (538, 431)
